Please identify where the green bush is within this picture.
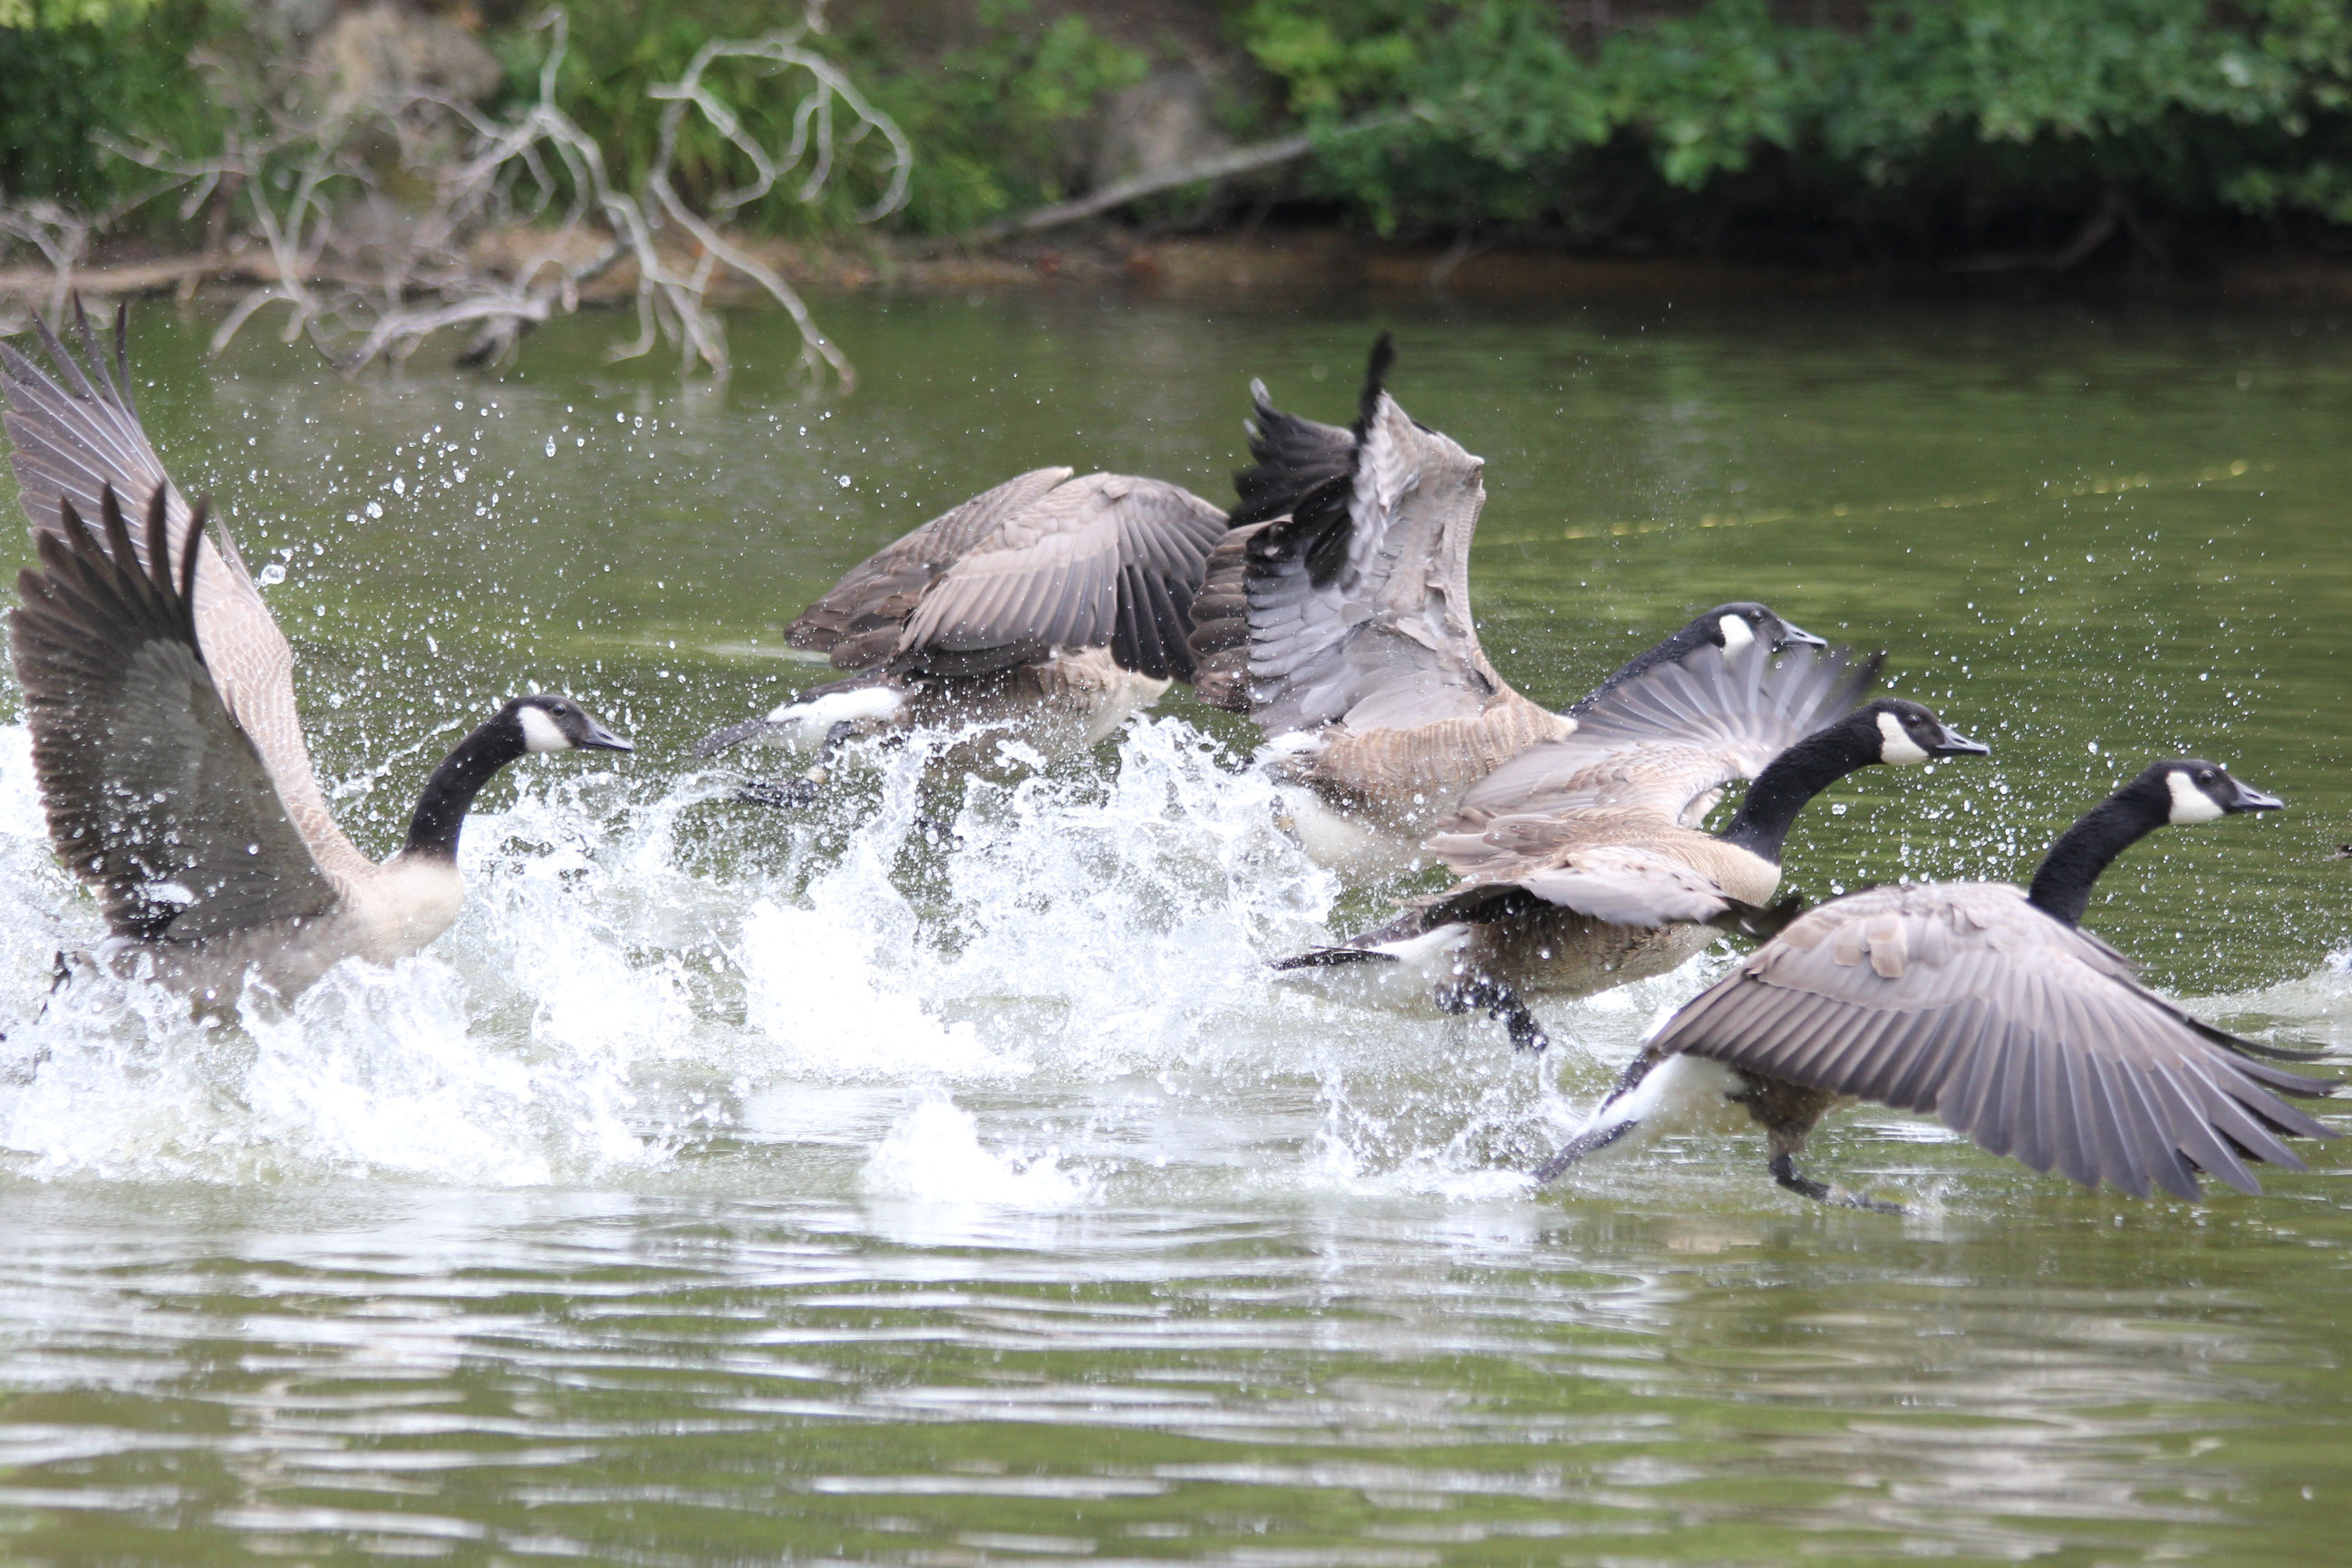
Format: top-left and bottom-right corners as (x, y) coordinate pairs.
(1, 0), (1152, 242)
(12, 0), (2352, 257)
(0, 0), (224, 221)
(1234, 0), (2352, 245)
(828, 0), (1149, 234)
(497, 0), (1149, 236)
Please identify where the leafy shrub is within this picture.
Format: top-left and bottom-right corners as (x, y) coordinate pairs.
(13, 0), (2352, 258)
(0, 0), (223, 221)
(1234, 0), (2352, 247)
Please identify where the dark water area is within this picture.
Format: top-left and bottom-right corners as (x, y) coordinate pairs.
(2, 291), (2351, 1564)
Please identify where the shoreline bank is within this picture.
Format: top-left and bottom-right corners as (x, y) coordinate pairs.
(13, 227), (2352, 326)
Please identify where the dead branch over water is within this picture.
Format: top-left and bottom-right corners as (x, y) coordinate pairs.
(3, 4), (908, 389)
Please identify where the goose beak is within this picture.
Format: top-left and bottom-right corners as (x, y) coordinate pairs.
(2222, 779), (2283, 812)
(1930, 724), (1990, 758)
(579, 717), (634, 752)
(1773, 620), (1829, 652)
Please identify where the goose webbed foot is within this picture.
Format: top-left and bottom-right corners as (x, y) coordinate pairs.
(1433, 973), (1549, 1051)
(1768, 1153), (1903, 1215)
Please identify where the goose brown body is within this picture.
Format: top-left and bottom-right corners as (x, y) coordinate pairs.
(697, 468), (1229, 776)
(1273, 642), (1920, 1049)
(4, 306), (629, 1004)
(1186, 343), (1566, 861)
(1538, 761), (2335, 1205)
(1189, 340), (1826, 875)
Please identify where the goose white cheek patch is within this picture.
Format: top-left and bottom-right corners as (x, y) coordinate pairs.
(2167, 769), (2225, 823)
(1718, 615), (1756, 655)
(518, 705), (570, 752)
(1876, 711), (1930, 765)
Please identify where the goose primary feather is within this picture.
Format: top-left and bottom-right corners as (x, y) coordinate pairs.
(1538, 760), (2335, 1206)
(1186, 335), (1826, 873)
(695, 467), (1229, 796)
(3, 305), (630, 1004)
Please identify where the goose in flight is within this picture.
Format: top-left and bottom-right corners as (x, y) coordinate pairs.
(1278, 641), (1982, 1049)
(1186, 336), (1826, 876)
(695, 467), (1229, 800)
(1537, 760), (2334, 1207)
(4, 306), (630, 1004)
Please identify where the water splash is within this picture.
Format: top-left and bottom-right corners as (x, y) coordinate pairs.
(15, 706), (2320, 1205)
(861, 1092), (1099, 1209)
(0, 703), (1741, 1196)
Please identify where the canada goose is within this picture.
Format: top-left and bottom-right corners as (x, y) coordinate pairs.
(1537, 760), (2335, 1207)
(694, 467), (1229, 800)
(1186, 336), (1827, 874)
(3, 307), (630, 1004)
(1280, 643), (1980, 1049)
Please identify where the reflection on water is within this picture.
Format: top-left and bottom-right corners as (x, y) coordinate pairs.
(1, 294), (2350, 1563)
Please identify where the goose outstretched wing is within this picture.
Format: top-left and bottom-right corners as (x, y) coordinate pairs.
(1189, 336), (1506, 733)
(2, 305), (372, 889)
(1650, 882), (2337, 1198)
(1439, 641), (1879, 836)
(10, 488), (339, 943)
(788, 467), (1072, 669)
(790, 469), (1227, 682)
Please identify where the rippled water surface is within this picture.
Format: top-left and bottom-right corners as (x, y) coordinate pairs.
(5, 292), (2352, 1565)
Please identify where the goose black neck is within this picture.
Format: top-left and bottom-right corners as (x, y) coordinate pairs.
(402, 716), (525, 861)
(1716, 723), (1874, 864)
(2026, 792), (2165, 926)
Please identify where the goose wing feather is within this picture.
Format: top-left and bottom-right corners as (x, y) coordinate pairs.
(804, 471), (1225, 682)
(1419, 840), (1743, 929)
(1650, 882), (2337, 1198)
(1222, 342), (1507, 736)
(2, 304), (371, 888)
(1446, 641), (1880, 831)
(1181, 519), (1266, 710)
(10, 488), (338, 943)
(789, 467), (1074, 669)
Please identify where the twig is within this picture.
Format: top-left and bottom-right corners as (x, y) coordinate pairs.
(956, 113), (1408, 246)
(0, 199), (92, 324)
(76, 2), (907, 386)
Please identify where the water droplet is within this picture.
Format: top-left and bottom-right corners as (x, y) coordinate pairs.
(256, 562), (286, 587)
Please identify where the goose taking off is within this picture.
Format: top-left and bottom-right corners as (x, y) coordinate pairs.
(1186, 335), (1827, 876)
(3, 307), (630, 1003)
(695, 467), (1229, 799)
(1277, 640), (1981, 1049)
(1538, 760), (2334, 1208)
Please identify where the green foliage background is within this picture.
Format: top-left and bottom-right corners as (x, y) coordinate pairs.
(0, 0), (221, 222)
(9, 0), (2352, 257)
(1238, 0), (2352, 249)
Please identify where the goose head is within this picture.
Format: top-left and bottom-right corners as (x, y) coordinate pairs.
(2120, 759), (2283, 825)
(1851, 699), (1989, 766)
(506, 694), (633, 755)
(1692, 602), (1827, 659)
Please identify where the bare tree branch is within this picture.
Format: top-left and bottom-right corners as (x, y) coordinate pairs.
(958, 113), (1408, 246)
(42, 2), (910, 388)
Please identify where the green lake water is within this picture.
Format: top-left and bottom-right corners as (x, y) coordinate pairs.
(2, 290), (2350, 1565)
